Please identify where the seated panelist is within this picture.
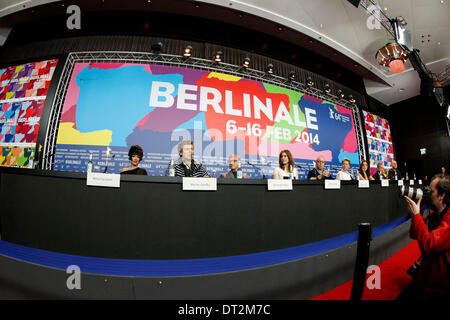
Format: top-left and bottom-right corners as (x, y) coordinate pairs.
(168, 140), (210, 177)
(273, 150), (299, 180)
(336, 158), (353, 180)
(372, 162), (387, 180)
(358, 160), (374, 181)
(307, 156), (333, 180)
(220, 154), (249, 179)
(121, 145), (147, 175)
(387, 160), (403, 180)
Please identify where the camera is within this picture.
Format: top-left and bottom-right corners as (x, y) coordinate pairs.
(406, 259), (421, 278)
(399, 185), (431, 203)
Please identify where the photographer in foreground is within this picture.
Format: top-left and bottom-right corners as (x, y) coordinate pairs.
(397, 174), (450, 300)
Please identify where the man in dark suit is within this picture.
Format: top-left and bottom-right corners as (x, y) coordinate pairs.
(220, 154), (249, 179)
(388, 160), (403, 180)
(373, 162), (387, 180)
(307, 155), (333, 180)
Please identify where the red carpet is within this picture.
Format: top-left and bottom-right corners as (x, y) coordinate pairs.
(311, 240), (420, 300)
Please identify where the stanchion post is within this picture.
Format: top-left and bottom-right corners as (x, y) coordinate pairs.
(350, 222), (372, 301)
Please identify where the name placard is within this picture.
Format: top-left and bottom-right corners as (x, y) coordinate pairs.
(87, 172), (120, 188)
(398, 180), (404, 186)
(324, 180), (341, 190)
(358, 180), (370, 188)
(183, 177), (217, 191)
(381, 180), (389, 187)
(267, 179), (293, 191)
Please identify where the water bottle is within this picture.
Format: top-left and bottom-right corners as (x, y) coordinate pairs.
(29, 153), (34, 169)
(289, 165), (294, 180)
(237, 161), (243, 179)
(87, 153), (93, 173)
(168, 159), (175, 177)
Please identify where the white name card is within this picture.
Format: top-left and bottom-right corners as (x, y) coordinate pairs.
(358, 180), (370, 188)
(398, 180), (404, 186)
(267, 179), (293, 191)
(419, 180), (422, 185)
(87, 172), (120, 188)
(183, 177), (217, 191)
(381, 180), (389, 187)
(410, 180), (414, 185)
(325, 179), (341, 190)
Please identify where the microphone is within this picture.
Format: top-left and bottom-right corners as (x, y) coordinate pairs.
(247, 161), (266, 179)
(103, 154), (116, 173)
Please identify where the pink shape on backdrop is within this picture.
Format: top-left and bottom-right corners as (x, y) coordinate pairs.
(256, 140), (332, 161)
(88, 63), (152, 74)
(336, 105), (357, 154)
(303, 94), (323, 104)
(60, 104), (77, 129)
(60, 63), (89, 117)
(134, 113), (151, 130)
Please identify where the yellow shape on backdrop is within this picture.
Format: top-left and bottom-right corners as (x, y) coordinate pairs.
(56, 122), (112, 146)
(207, 72), (242, 82)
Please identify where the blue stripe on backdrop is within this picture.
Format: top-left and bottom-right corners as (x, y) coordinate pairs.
(0, 215), (409, 276)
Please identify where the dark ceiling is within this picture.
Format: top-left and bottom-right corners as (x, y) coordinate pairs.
(0, 0), (387, 93)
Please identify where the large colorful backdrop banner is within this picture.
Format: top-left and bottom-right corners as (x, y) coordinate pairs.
(362, 110), (394, 175)
(0, 59), (58, 168)
(54, 63), (359, 178)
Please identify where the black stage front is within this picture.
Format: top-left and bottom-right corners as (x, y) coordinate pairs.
(0, 167), (408, 260)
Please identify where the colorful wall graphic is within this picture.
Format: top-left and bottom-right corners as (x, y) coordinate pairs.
(54, 63), (360, 178)
(363, 110), (395, 175)
(0, 59), (58, 168)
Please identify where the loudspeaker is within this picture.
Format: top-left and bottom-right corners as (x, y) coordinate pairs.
(433, 86), (445, 106)
(347, 0), (361, 8)
(0, 27), (12, 46)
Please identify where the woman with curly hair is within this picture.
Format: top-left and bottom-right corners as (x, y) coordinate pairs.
(121, 145), (147, 175)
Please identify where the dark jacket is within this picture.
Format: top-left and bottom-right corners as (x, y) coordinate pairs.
(307, 168), (334, 180)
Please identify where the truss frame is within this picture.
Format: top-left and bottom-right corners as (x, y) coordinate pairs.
(42, 51), (367, 169)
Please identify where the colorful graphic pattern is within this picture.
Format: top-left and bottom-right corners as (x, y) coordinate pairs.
(0, 59), (58, 168)
(363, 110), (395, 174)
(54, 63), (360, 177)
(0, 146), (35, 167)
(0, 60), (57, 100)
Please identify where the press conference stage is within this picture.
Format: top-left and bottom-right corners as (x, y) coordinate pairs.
(0, 167), (412, 299)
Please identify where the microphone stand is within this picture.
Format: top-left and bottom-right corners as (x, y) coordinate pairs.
(103, 154), (115, 173)
(247, 161), (266, 179)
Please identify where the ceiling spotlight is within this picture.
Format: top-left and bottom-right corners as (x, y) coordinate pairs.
(324, 83), (331, 94)
(183, 45), (192, 57)
(214, 50), (223, 63)
(306, 76), (314, 87)
(376, 43), (408, 74)
(151, 41), (163, 53)
(266, 63), (274, 74)
(348, 94), (356, 103)
(337, 89), (345, 99)
(242, 57), (251, 69)
(288, 70), (296, 81)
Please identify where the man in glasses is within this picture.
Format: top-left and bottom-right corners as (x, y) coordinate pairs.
(307, 155), (334, 180)
(220, 154), (249, 179)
